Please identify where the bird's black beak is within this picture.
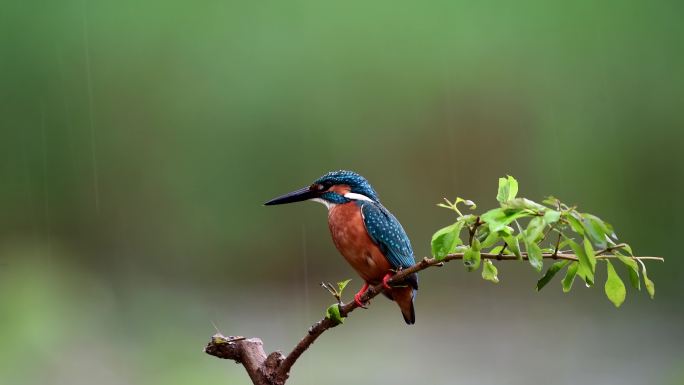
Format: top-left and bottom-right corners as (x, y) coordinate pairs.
(264, 186), (317, 206)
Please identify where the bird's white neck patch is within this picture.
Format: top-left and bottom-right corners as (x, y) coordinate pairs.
(310, 198), (337, 210)
(344, 192), (374, 202)
(310, 193), (373, 210)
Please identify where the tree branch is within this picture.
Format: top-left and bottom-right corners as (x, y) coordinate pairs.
(204, 335), (284, 385)
(204, 250), (662, 384)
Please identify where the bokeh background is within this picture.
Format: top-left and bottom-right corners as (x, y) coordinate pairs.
(1, 1), (683, 384)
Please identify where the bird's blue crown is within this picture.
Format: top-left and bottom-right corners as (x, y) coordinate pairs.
(315, 170), (379, 202)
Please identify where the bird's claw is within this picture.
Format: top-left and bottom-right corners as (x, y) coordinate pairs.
(353, 283), (370, 308)
(354, 292), (368, 308)
(382, 272), (393, 290)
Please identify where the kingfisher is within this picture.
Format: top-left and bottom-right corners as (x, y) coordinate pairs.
(265, 170), (418, 324)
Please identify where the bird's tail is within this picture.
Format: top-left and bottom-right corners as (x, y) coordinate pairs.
(392, 286), (416, 325)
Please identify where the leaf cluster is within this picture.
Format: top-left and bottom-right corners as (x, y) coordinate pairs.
(431, 176), (658, 307)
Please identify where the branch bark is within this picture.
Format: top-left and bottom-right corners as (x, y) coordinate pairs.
(204, 249), (662, 384)
(204, 335), (285, 385)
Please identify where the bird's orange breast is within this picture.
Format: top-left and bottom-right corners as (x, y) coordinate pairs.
(328, 202), (391, 283)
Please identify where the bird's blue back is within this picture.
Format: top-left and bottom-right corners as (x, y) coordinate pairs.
(358, 200), (416, 271)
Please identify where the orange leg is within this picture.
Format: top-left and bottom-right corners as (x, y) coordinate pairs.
(382, 272), (393, 290)
(354, 283), (370, 308)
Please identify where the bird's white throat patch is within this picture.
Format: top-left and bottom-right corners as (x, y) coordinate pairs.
(310, 198), (337, 210)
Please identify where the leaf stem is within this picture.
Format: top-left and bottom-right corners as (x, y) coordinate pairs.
(552, 232), (561, 258)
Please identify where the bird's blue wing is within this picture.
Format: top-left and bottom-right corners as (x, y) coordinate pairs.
(359, 201), (415, 270)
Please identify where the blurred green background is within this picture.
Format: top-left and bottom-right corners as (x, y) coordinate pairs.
(1, 0), (683, 384)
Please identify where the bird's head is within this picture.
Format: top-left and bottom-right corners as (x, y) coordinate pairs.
(264, 170), (379, 208)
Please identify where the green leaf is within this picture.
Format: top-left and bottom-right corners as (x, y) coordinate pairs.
(498, 225), (514, 236)
(640, 261), (655, 299)
(479, 229), (500, 249)
(488, 245), (504, 255)
(502, 198), (546, 212)
(566, 213), (585, 236)
(431, 221), (465, 260)
(326, 304), (344, 325)
(524, 217), (546, 244)
(337, 279), (351, 294)
(455, 197), (477, 210)
(562, 262), (579, 293)
(482, 260), (499, 283)
(582, 214), (613, 248)
(617, 256), (640, 290)
(502, 234), (522, 259)
(471, 237), (481, 251)
(583, 237), (597, 271)
(604, 260), (626, 307)
(542, 195), (560, 206)
(464, 242), (481, 272)
(496, 175), (519, 203)
(526, 242), (544, 272)
(565, 237), (594, 285)
(543, 210), (561, 225)
(620, 243), (633, 256)
(481, 208), (529, 233)
(537, 260), (570, 291)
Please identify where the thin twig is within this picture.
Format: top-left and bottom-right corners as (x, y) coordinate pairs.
(468, 217), (481, 246)
(552, 232), (561, 257)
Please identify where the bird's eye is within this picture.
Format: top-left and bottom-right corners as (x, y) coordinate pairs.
(310, 183), (326, 191)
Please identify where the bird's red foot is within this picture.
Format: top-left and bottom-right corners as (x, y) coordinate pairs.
(382, 272), (393, 290)
(354, 283), (370, 308)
